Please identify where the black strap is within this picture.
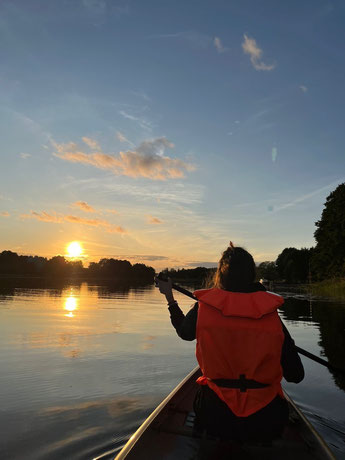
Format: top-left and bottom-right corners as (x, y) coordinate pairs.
(211, 374), (269, 393)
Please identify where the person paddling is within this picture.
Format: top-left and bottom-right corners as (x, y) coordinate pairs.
(155, 242), (304, 442)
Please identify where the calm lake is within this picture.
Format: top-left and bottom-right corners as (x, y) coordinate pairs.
(0, 279), (345, 459)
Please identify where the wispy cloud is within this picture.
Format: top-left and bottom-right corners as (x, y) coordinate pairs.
(21, 211), (63, 223)
(153, 31), (229, 55)
(274, 180), (345, 212)
(53, 137), (195, 180)
(151, 31), (212, 50)
(214, 36), (226, 53)
(131, 90), (151, 102)
(97, 254), (170, 262)
(82, 137), (101, 150)
(238, 179), (345, 213)
(227, 109), (275, 137)
(186, 261), (217, 268)
(242, 34), (275, 71)
(119, 110), (154, 132)
(72, 201), (96, 213)
(64, 215), (126, 233)
(9, 109), (52, 142)
(116, 131), (134, 147)
(147, 215), (163, 225)
(83, 0), (106, 13)
(21, 210), (127, 233)
(60, 177), (204, 205)
(20, 153), (31, 159)
(0, 211), (10, 217)
(299, 85), (308, 93)
(82, 0), (129, 18)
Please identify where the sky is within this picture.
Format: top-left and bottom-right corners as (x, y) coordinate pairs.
(1, 0), (345, 270)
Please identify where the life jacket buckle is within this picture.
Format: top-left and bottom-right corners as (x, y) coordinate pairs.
(239, 374), (247, 392)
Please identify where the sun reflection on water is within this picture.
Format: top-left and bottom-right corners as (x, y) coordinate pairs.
(64, 296), (78, 317)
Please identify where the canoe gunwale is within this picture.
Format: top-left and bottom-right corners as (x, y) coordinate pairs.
(283, 391), (336, 459)
(115, 367), (336, 460)
(114, 366), (200, 459)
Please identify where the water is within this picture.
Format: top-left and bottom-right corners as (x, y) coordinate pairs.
(0, 280), (344, 459)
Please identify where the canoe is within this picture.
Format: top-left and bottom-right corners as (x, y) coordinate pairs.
(115, 367), (336, 460)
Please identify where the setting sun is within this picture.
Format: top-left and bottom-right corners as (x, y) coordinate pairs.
(66, 241), (83, 258)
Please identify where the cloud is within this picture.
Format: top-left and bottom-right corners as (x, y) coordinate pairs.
(0, 211), (10, 217)
(65, 215), (127, 233)
(131, 90), (151, 102)
(152, 31), (212, 49)
(21, 211), (63, 223)
(242, 34), (275, 71)
(118, 110), (154, 131)
(299, 85), (308, 93)
(214, 36), (226, 53)
(148, 215), (163, 224)
(9, 110), (52, 142)
(116, 131), (128, 143)
(83, 0), (129, 16)
(116, 131), (134, 147)
(186, 261), (218, 268)
(103, 254), (170, 262)
(82, 137), (101, 150)
(72, 201), (96, 213)
(53, 137), (195, 180)
(20, 153), (31, 159)
(274, 180), (345, 212)
(21, 210), (126, 233)
(60, 177), (204, 205)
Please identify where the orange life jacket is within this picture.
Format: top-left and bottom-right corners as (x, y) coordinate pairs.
(194, 288), (285, 417)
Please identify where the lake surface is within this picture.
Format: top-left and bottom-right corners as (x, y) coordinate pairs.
(0, 279), (345, 459)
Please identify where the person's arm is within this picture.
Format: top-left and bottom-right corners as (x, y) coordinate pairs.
(280, 321), (305, 383)
(169, 302), (198, 341)
(154, 275), (198, 341)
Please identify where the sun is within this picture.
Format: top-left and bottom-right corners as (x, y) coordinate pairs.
(66, 241), (83, 258)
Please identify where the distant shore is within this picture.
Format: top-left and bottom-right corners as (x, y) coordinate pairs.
(0, 274), (154, 287)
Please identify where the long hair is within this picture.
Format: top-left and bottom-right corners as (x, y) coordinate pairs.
(213, 243), (256, 291)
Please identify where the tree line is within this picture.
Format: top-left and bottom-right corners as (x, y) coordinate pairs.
(165, 183), (345, 284)
(2, 183), (344, 285)
(0, 251), (155, 283)
(259, 183), (345, 283)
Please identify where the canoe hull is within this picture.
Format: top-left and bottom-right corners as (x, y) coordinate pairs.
(115, 367), (335, 460)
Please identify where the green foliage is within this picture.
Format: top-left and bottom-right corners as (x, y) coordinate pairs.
(256, 261), (279, 281)
(312, 183), (345, 279)
(307, 279), (345, 299)
(275, 247), (312, 283)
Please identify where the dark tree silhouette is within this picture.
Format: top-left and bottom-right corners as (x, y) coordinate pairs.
(256, 261), (279, 281)
(0, 251), (155, 284)
(312, 183), (345, 279)
(161, 266), (214, 286)
(276, 247), (312, 283)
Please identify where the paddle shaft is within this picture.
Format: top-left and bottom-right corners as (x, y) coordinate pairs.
(166, 280), (345, 377)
